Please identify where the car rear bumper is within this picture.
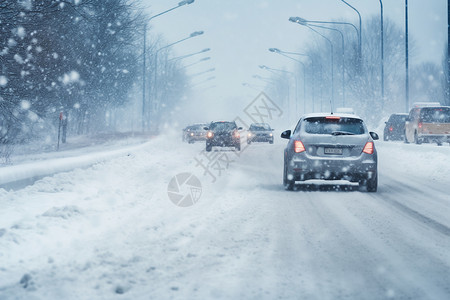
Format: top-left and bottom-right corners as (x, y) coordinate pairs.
(286, 155), (377, 182)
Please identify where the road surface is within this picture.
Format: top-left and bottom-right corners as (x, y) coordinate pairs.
(1, 133), (449, 299)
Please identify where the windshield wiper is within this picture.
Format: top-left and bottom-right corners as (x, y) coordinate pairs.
(331, 131), (356, 136)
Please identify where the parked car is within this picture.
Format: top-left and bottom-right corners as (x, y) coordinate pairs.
(383, 113), (408, 141)
(182, 123), (208, 143)
(404, 105), (450, 145)
(281, 113), (379, 192)
(247, 123), (274, 144)
(205, 121), (242, 152)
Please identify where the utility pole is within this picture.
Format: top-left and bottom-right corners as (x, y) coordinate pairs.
(142, 24), (146, 132)
(448, 0), (450, 104)
(379, 0), (384, 110)
(405, 0), (409, 112)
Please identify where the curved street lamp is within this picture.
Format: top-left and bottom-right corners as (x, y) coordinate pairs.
(259, 65), (297, 121)
(268, 48), (311, 114)
(169, 48), (210, 62)
(290, 17), (335, 112)
(341, 0), (362, 72)
(142, 0), (196, 131)
(297, 19), (346, 107)
(153, 31), (204, 113)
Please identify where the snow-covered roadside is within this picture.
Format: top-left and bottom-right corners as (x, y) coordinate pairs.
(0, 131), (449, 299)
(0, 134), (153, 188)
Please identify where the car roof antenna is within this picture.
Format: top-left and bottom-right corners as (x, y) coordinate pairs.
(330, 98), (334, 114)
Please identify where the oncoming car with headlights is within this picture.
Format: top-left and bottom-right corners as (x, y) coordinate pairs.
(247, 123), (274, 144)
(204, 121), (242, 152)
(281, 113), (379, 192)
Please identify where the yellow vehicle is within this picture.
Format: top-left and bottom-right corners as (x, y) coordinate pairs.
(405, 105), (450, 145)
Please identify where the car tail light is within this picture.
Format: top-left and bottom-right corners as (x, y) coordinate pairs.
(362, 142), (374, 154)
(206, 131), (214, 138)
(294, 140), (305, 153)
(418, 122), (423, 129)
(326, 116), (340, 120)
(389, 126), (393, 132)
(234, 131), (240, 138)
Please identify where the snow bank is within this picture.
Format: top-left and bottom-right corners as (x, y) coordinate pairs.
(0, 142), (150, 187)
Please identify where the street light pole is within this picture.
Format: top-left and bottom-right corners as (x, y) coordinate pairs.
(341, 0), (362, 73)
(306, 23), (345, 107)
(153, 31), (204, 115)
(260, 65), (297, 123)
(141, 0), (196, 131)
(268, 48), (308, 114)
(379, 0), (385, 110)
(290, 17), (335, 112)
(142, 24), (147, 131)
(405, 0), (409, 112)
(181, 56), (211, 69)
(168, 48), (210, 62)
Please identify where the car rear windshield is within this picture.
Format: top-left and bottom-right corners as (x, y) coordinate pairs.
(303, 117), (366, 135)
(210, 122), (237, 131)
(420, 107), (450, 123)
(390, 115), (407, 123)
(250, 124), (270, 131)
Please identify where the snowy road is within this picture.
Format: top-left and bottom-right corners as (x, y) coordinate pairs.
(1, 133), (450, 299)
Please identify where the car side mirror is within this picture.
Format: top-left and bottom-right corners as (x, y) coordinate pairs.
(370, 132), (379, 140)
(238, 127), (243, 130)
(281, 130), (291, 139)
(203, 127), (209, 130)
(271, 129), (275, 131)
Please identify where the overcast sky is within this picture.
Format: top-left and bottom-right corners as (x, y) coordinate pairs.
(144, 0), (447, 120)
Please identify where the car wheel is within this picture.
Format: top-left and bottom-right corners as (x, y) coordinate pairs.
(367, 174), (378, 192)
(206, 143), (212, 152)
(414, 131), (422, 144)
(247, 140), (251, 145)
(235, 143), (241, 151)
(359, 174), (377, 192)
(404, 133), (409, 143)
(383, 133), (388, 141)
(269, 140), (274, 144)
(283, 160), (294, 191)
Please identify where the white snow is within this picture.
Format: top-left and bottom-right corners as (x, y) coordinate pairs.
(0, 76), (7, 87)
(0, 132), (449, 299)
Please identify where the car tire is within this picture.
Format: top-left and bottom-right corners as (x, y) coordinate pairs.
(359, 174), (377, 192)
(366, 174), (378, 192)
(414, 131), (422, 145)
(383, 133), (388, 141)
(235, 143), (241, 151)
(247, 140), (251, 145)
(269, 140), (274, 144)
(206, 143), (212, 152)
(283, 161), (294, 191)
(404, 131), (409, 144)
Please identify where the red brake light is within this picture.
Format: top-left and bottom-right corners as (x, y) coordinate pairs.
(418, 122), (422, 129)
(389, 126), (393, 131)
(362, 142), (374, 154)
(326, 116), (341, 120)
(234, 131), (240, 138)
(294, 140), (305, 153)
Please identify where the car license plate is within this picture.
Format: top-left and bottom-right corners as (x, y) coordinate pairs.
(324, 148), (343, 155)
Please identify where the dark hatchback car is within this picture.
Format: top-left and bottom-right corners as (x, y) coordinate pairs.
(247, 123), (274, 144)
(281, 113), (379, 192)
(182, 123), (208, 143)
(384, 113), (408, 141)
(205, 121), (242, 152)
